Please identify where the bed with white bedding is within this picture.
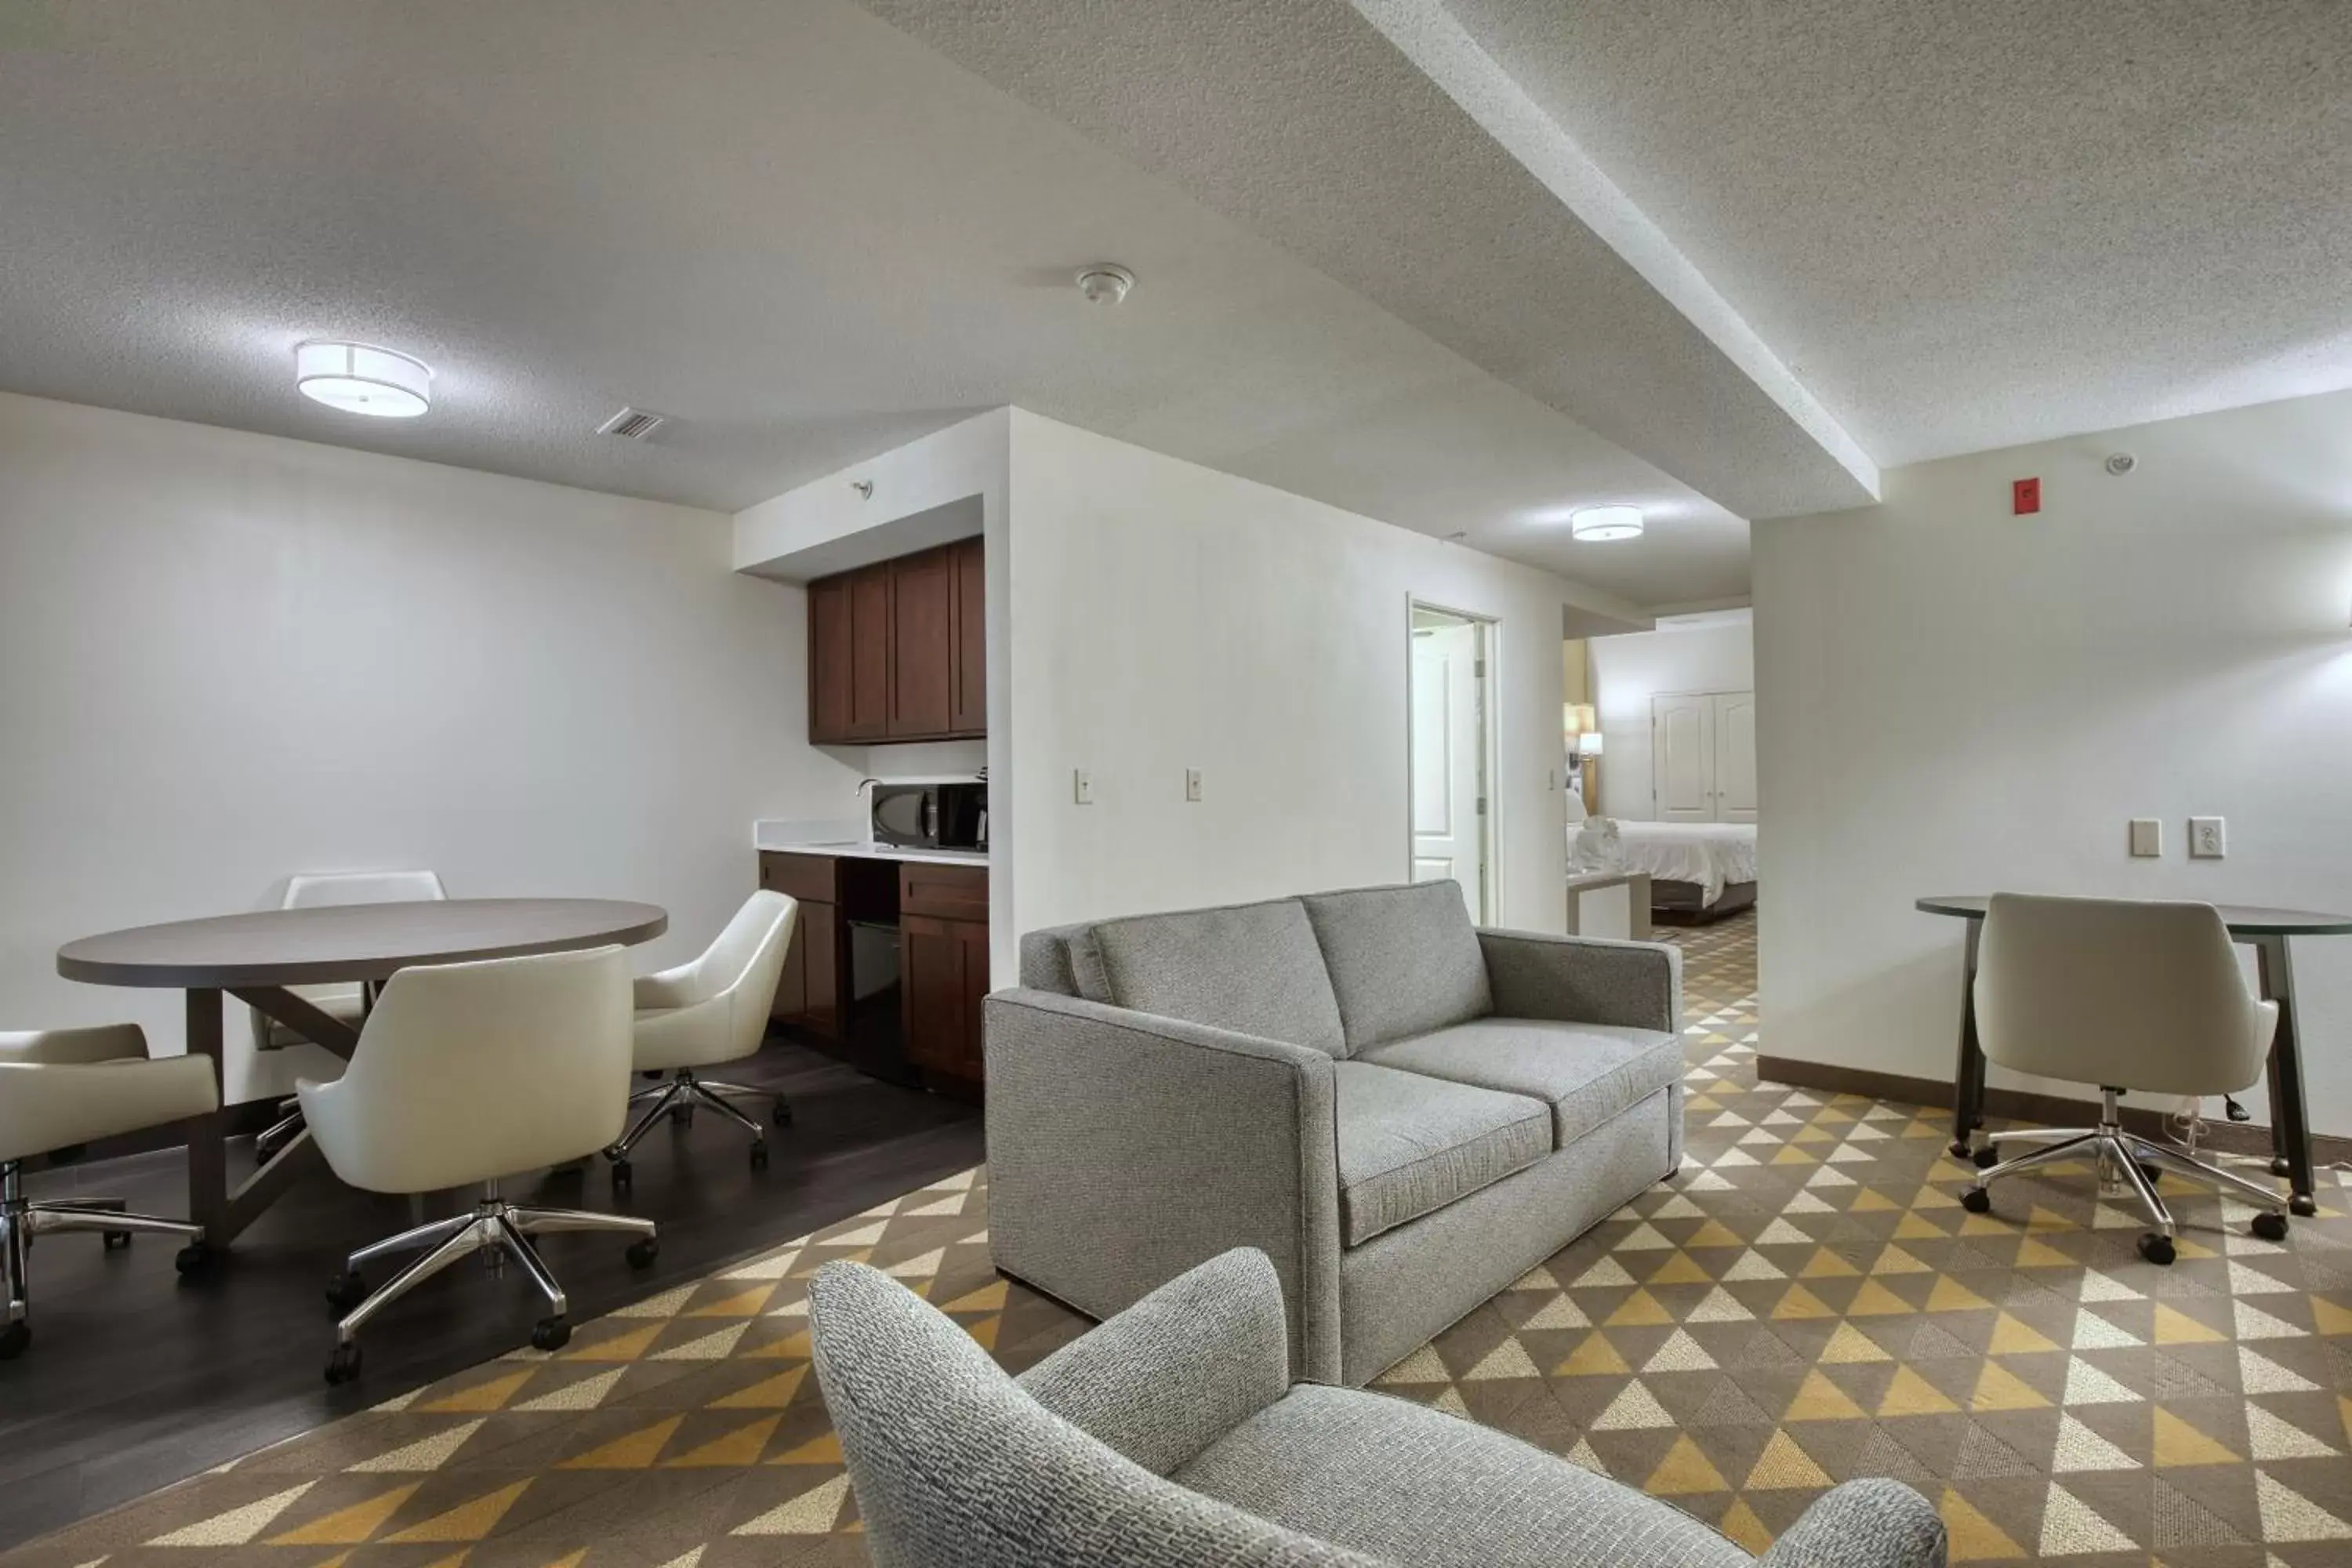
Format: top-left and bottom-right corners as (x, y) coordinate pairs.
(1615, 821), (1757, 917)
(1570, 805), (1757, 921)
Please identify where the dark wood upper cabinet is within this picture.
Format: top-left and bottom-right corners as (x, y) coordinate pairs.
(846, 567), (893, 741)
(888, 548), (955, 738)
(808, 575), (854, 745)
(950, 536), (986, 735)
(807, 538), (985, 747)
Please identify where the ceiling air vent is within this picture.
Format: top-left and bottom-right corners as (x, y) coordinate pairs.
(597, 407), (668, 441)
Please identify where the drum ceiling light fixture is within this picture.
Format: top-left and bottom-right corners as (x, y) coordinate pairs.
(295, 340), (434, 418)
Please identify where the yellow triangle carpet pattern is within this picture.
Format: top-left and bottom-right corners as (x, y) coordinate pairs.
(13, 911), (2352, 1565)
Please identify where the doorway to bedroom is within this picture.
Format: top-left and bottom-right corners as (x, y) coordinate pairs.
(1407, 602), (1497, 924)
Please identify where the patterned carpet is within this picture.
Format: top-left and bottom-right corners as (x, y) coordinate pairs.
(13, 909), (2352, 1566)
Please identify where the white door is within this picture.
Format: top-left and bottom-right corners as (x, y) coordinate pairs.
(1651, 693), (1715, 822)
(1410, 621), (1482, 920)
(1715, 691), (1758, 822)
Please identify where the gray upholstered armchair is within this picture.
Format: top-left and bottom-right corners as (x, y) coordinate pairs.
(809, 1246), (1949, 1568)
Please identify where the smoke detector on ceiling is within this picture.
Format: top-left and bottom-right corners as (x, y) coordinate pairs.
(596, 407), (669, 441)
(1076, 264), (1135, 305)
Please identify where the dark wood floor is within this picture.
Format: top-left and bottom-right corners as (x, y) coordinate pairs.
(0, 1038), (983, 1552)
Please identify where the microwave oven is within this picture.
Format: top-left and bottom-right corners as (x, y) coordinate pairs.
(869, 779), (987, 851)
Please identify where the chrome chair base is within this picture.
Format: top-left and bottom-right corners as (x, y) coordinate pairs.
(1, 1160), (206, 1357)
(325, 1180), (656, 1381)
(607, 1069), (790, 1178)
(1964, 1090), (2288, 1264)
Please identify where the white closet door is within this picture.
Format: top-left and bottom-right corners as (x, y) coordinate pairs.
(1714, 691), (1758, 822)
(1651, 693), (1716, 822)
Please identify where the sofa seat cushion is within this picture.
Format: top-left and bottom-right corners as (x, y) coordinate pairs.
(1358, 1019), (1684, 1149)
(1178, 1385), (1750, 1568)
(1332, 1062), (1548, 1247)
(1302, 882), (1493, 1052)
(1093, 898), (1348, 1056)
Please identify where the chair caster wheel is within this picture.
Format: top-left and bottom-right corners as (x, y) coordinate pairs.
(1960, 1186), (1991, 1214)
(772, 1102), (793, 1128)
(1972, 1146), (1998, 1170)
(174, 1243), (214, 1278)
(325, 1341), (362, 1385)
(750, 1142), (769, 1171)
(610, 1160), (633, 1194)
(325, 1271), (368, 1313)
(1947, 1139), (1973, 1160)
(102, 1229), (132, 1250)
(531, 1316), (572, 1352)
(2252, 1211), (2289, 1242)
(0, 1322), (28, 1359)
(626, 1237), (659, 1270)
(2137, 1232), (2176, 1266)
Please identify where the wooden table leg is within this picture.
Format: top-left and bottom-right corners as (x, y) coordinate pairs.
(2255, 935), (2318, 1218)
(1947, 917), (1986, 1158)
(183, 988), (231, 1242)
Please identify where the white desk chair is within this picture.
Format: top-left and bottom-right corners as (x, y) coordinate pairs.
(608, 891), (797, 1189)
(249, 870), (446, 1162)
(299, 946), (656, 1383)
(0, 1025), (219, 1358)
(1962, 892), (2288, 1264)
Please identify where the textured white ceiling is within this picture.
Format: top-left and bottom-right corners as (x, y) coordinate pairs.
(0, 0), (1748, 608)
(855, 0), (1877, 522)
(1439, 0), (2352, 463)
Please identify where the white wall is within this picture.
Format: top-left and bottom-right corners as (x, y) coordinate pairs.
(1004, 410), (1592, 940)
(1756, 389), (2352, 1135)
(1588, 617), (1754, 819)
(1, 392), (856, 1101)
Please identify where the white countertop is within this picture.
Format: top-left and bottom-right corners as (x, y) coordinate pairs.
(768, 841), (988, 868)
(753, 822), (987, 868)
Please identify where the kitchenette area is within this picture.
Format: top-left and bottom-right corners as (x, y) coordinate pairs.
(756, 528), (993, 1102)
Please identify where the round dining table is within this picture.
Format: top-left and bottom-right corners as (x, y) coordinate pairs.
(1918, 895), (2352, 1217)
(57, 898), (667, 1246)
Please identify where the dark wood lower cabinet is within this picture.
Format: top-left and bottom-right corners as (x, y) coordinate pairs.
(760, 851), (985, 1098)
(760, 851), (841, 1040)
(901, 911), (987, 1092)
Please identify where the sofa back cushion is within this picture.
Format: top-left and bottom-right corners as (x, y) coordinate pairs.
(1018, 923), (1114, 1003)
(1301, 882), (1493, 1052)
(1091, 899), (1348, 1056)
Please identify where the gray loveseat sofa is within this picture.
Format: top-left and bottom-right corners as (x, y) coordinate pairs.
(989, 880), (1686, 1385)
(811, 1247), (1947, 1568)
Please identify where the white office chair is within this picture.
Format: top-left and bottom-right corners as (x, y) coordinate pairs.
(249, 869), (447, 1162)
(0, 1025), (220, 1357)
(608, 891), (798, 1188)
(1962, 892), (2288, 1264)
(299, 946), (657, 1383)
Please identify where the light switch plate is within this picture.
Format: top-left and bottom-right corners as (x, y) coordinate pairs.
(2129, 818), (2161, 858)
(2189, 816), (2226, 858)
(1184, 768), (1203, 803)
(1073, 769), (1094, 805)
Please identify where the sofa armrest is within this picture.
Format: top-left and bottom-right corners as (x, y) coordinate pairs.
(982, 989), (1345, 1384)
(1757, 1479), (1947, 1568)
(1017, 1247), (1290, 1475)
(1476, 927), (1681, 1033)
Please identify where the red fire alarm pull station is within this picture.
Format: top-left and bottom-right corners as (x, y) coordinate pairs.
(2013, 477), (2041, 514)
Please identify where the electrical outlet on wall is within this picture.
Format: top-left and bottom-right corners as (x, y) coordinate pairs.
(1073, 768), (1094, 805)
(2189, 817), (2226, 858)
(1184, 768), (1203, 803)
